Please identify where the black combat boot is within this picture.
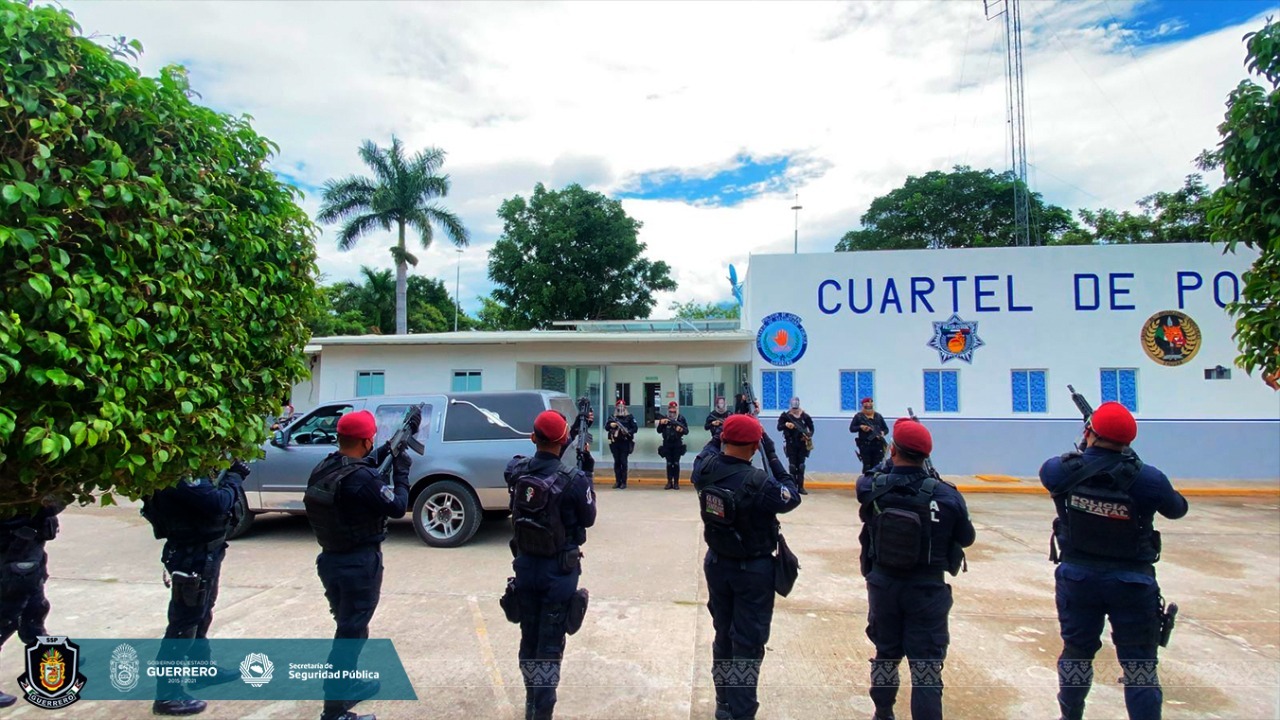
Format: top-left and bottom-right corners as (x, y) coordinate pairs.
(152, 698), (208, 716)
(0, 690), (15, 708)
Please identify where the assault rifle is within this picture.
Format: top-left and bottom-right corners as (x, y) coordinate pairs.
(739, 381), (775, 481)
(375, 403), (426, 484)
(573, 396), (592, 470)
(607, 407), (632, 445)
(905, 407), (938, 479)
(1067, 384), (1092, 451)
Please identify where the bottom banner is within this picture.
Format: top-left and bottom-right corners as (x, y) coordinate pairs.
(60, 638), (417, 702)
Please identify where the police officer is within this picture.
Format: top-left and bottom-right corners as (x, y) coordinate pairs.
(857, 418), (974, 720)
(851, 398), (889, 474)
(503, 411), (597, 720)
(776, 396), (815, 495)
(606, 400), (638, 489)
(705, 397), (730, 440)
(1040, 402), (1187, 720)
(0, 498), (63, 708)
(304, 408), (417, 720)
(143, 461), (250, 716)
(692, 414), (801, 720)
(657, 401), (689, 489)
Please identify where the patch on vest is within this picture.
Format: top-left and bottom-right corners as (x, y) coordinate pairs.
(704, 493), (727, 519)
(1068, 494), (1131, 520)
(380, 485), (395, 502)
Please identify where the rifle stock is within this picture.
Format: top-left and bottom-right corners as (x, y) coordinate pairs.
(376, 403), (426, 483)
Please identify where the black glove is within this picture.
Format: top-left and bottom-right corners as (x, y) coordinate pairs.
(393, 450), (413, 478)
(759, 432), (778, 460)
(406, 406), (423, 434)
(229, 459), (252, 478)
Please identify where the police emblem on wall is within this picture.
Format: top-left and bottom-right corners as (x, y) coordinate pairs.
(927, 314), (985, 363)
(18, 636), (86, 709)
(756, 312), (808, 366)
(1141, 310), (1201, 366)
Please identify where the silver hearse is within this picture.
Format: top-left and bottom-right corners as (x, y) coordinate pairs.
(237, 390), (575, 547)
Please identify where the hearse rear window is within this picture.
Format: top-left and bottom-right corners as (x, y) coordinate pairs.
(444, 393), (546, 441)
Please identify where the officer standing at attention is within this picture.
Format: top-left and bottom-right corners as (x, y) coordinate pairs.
(851, 398), (889, 474)
(692, 414), (801, 720)
(304, 408), (417, 720)
(142, 461), (250, 716)
(0, 497), (64, 708)
(857, 418), (974, 720)
(606, 400), (638, 489)
(657, 401), (689, 489)
(504, 410), (597, 720)
(776, 396), (815, 495)
(705, 397), (730, 439)
(1040, 402), (1187, 720)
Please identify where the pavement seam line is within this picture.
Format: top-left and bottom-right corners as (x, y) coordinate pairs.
(467, 593), (515, 719)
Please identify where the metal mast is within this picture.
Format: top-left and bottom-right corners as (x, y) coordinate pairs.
(985, 0), (1032, 246)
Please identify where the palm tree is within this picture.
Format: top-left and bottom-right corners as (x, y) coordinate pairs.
(318, 138), (469, 334)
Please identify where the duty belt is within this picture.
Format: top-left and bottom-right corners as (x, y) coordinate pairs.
(870, 563), (945, 583)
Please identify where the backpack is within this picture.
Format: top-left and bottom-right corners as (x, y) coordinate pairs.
(511, 466), (573, 557)
(866, 473), (937, 570)
(1051, 452), (1148, 563)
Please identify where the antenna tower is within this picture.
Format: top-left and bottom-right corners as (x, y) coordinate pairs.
(984, 0), (1032, 246)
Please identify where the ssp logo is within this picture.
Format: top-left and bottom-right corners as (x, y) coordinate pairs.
(18, 636), (87, 709)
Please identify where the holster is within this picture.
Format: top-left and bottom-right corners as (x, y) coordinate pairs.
(3, 527), (39, 564)
(40, 516), (59, 542)
(559, 548), (582, 574)
(947, 542), (968, 576)
(499, 577), (521, 624)
(566, 588), (589, 635)
(170, 571), (205, 608)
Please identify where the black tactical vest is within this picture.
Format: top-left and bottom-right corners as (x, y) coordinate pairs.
(142, 479), (231, 545)
(304, 456), (386, 553)
(864, 471), (937, 571)
(1051, 451), (1155, 568)
(510, 465), (573, 557)
(697, 461), (776, 559)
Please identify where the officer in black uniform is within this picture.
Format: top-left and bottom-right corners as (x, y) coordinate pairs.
(857, 418), (974, 720)
(851, 398), (889, 475)
(568, 407), (596, 482)
(143, 461), (249, 716)
(0, 498), (64, 708)
(606, 400), (638, 489)
(704, 397), (730, 440)
(503, 410), (597, 720)
(657, 401), (689, 489)
(1040, 401), (1187, 720)
(692, 413), (801, 720)
(304, 408), (417, 720)
(776, 397), (815, 495)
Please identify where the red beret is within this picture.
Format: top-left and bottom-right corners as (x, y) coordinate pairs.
(1090, 402), (1137, 444)
(668, 401), (678, 408)
(892, 417), (932, 456)
(336, 410), (377, 440)
(721, 414), (763, 445)
(861, 397), (873, 404)
(533, 410), (570, 445)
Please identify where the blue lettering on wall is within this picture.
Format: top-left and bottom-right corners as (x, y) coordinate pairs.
(1075, 274), (1100, 311)
(910, 277), (935, 313)
(880, 278), (903, 314)
(1213, 271), (1240, 308)
(942, 276), (965, 313)
(973, 274), (998, 312)
(1176, 271), (1202, 309)
(1109, 272), (1136, 310)
(848, 278), (873, 314)
(818, 279), (842, 314)
(1007, 275), (1033, 312)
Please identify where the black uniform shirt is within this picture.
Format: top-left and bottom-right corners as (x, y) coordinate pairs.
(657, 414), (689, 445)
(318, 445), (410, 546)
(504, 451), (597, 545)
(777, 411), (815, 449)
(691, 438), (801, 556)
(851, 412), (889, 443)
(857, 467), (976, 577)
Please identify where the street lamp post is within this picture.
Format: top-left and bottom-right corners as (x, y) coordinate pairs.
(791, 193), (802, 254)
(453, 248), (463, 332)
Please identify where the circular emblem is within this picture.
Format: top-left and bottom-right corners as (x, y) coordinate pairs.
(756, 312), (807, 366)
(1141, 311), (1201, 366)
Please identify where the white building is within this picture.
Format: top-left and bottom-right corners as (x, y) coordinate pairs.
(298, 243), (1279, 481)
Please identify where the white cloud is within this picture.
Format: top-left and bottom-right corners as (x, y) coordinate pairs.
(59, 0), (1275, 314)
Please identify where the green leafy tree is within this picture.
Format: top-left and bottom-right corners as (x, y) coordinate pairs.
(317, 137), (469, 335)
(488, 183), (677, 329)
(835, 166), (1077, 250)
(0, 2), (317, 509)
(307, 270), (472, 336)
(1058, 175), (1214, 245)
(1200, 19), (1280, 382)
(474, 295), (515, 331)
(669, 300), (741, 320)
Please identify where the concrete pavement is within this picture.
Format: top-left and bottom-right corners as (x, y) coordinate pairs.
(3, 489), (1278, 719)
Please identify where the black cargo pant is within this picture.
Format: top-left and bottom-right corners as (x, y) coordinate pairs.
(663, 445), (684, 487)
(156, 541), (225, 701)
(317, 547), (384, 719)
(610, 446), (630, 488)
(858, 440), (886, 474)
(785, 444), (808, 491)
(0, 542), (50, 650)
(705, 551), (776, 720)
(865, 571), (953, 720)
(514, 553), (580, 719)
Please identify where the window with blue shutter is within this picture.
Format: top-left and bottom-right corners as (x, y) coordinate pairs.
(451, 370), (482, 392)
(839, 370), (875, 411)
(923, 370), (959, 412)
(1012, 370), (1048, 413)
(1100, 368), (1138, 411)
(355, 371), (385, 397)
(761, 370), (794, 411)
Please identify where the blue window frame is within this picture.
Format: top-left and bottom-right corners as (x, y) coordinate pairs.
(923, 370), (959, 412)
(761, 370), (794, 411)
(1011, 370), (1048, 413)
(839, 370), (876, 412)
(1100, 368), (1138, 411)
(451, 370), (482, 392)
(355, 370), (385, 397)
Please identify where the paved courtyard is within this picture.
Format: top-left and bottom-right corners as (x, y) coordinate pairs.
(4, 488), (1278, 719)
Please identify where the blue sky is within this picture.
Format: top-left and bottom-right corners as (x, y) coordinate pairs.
(1126, 0), (1275, 44)
(615, 154), (795, 207)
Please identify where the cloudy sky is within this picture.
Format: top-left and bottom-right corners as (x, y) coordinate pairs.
(62, 0), (1278, 315)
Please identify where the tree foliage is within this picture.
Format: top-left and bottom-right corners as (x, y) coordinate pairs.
(835, 166), (1077, 250)
(669, 300), (740, 320)
(1057, 175), (1214, 245)
(318, 137), (468, 335)
(0, 2), (318, 510)
(1200, 19), (1280, 381)
(488, 183), (677, 329)
(308, 269), (474, 336)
